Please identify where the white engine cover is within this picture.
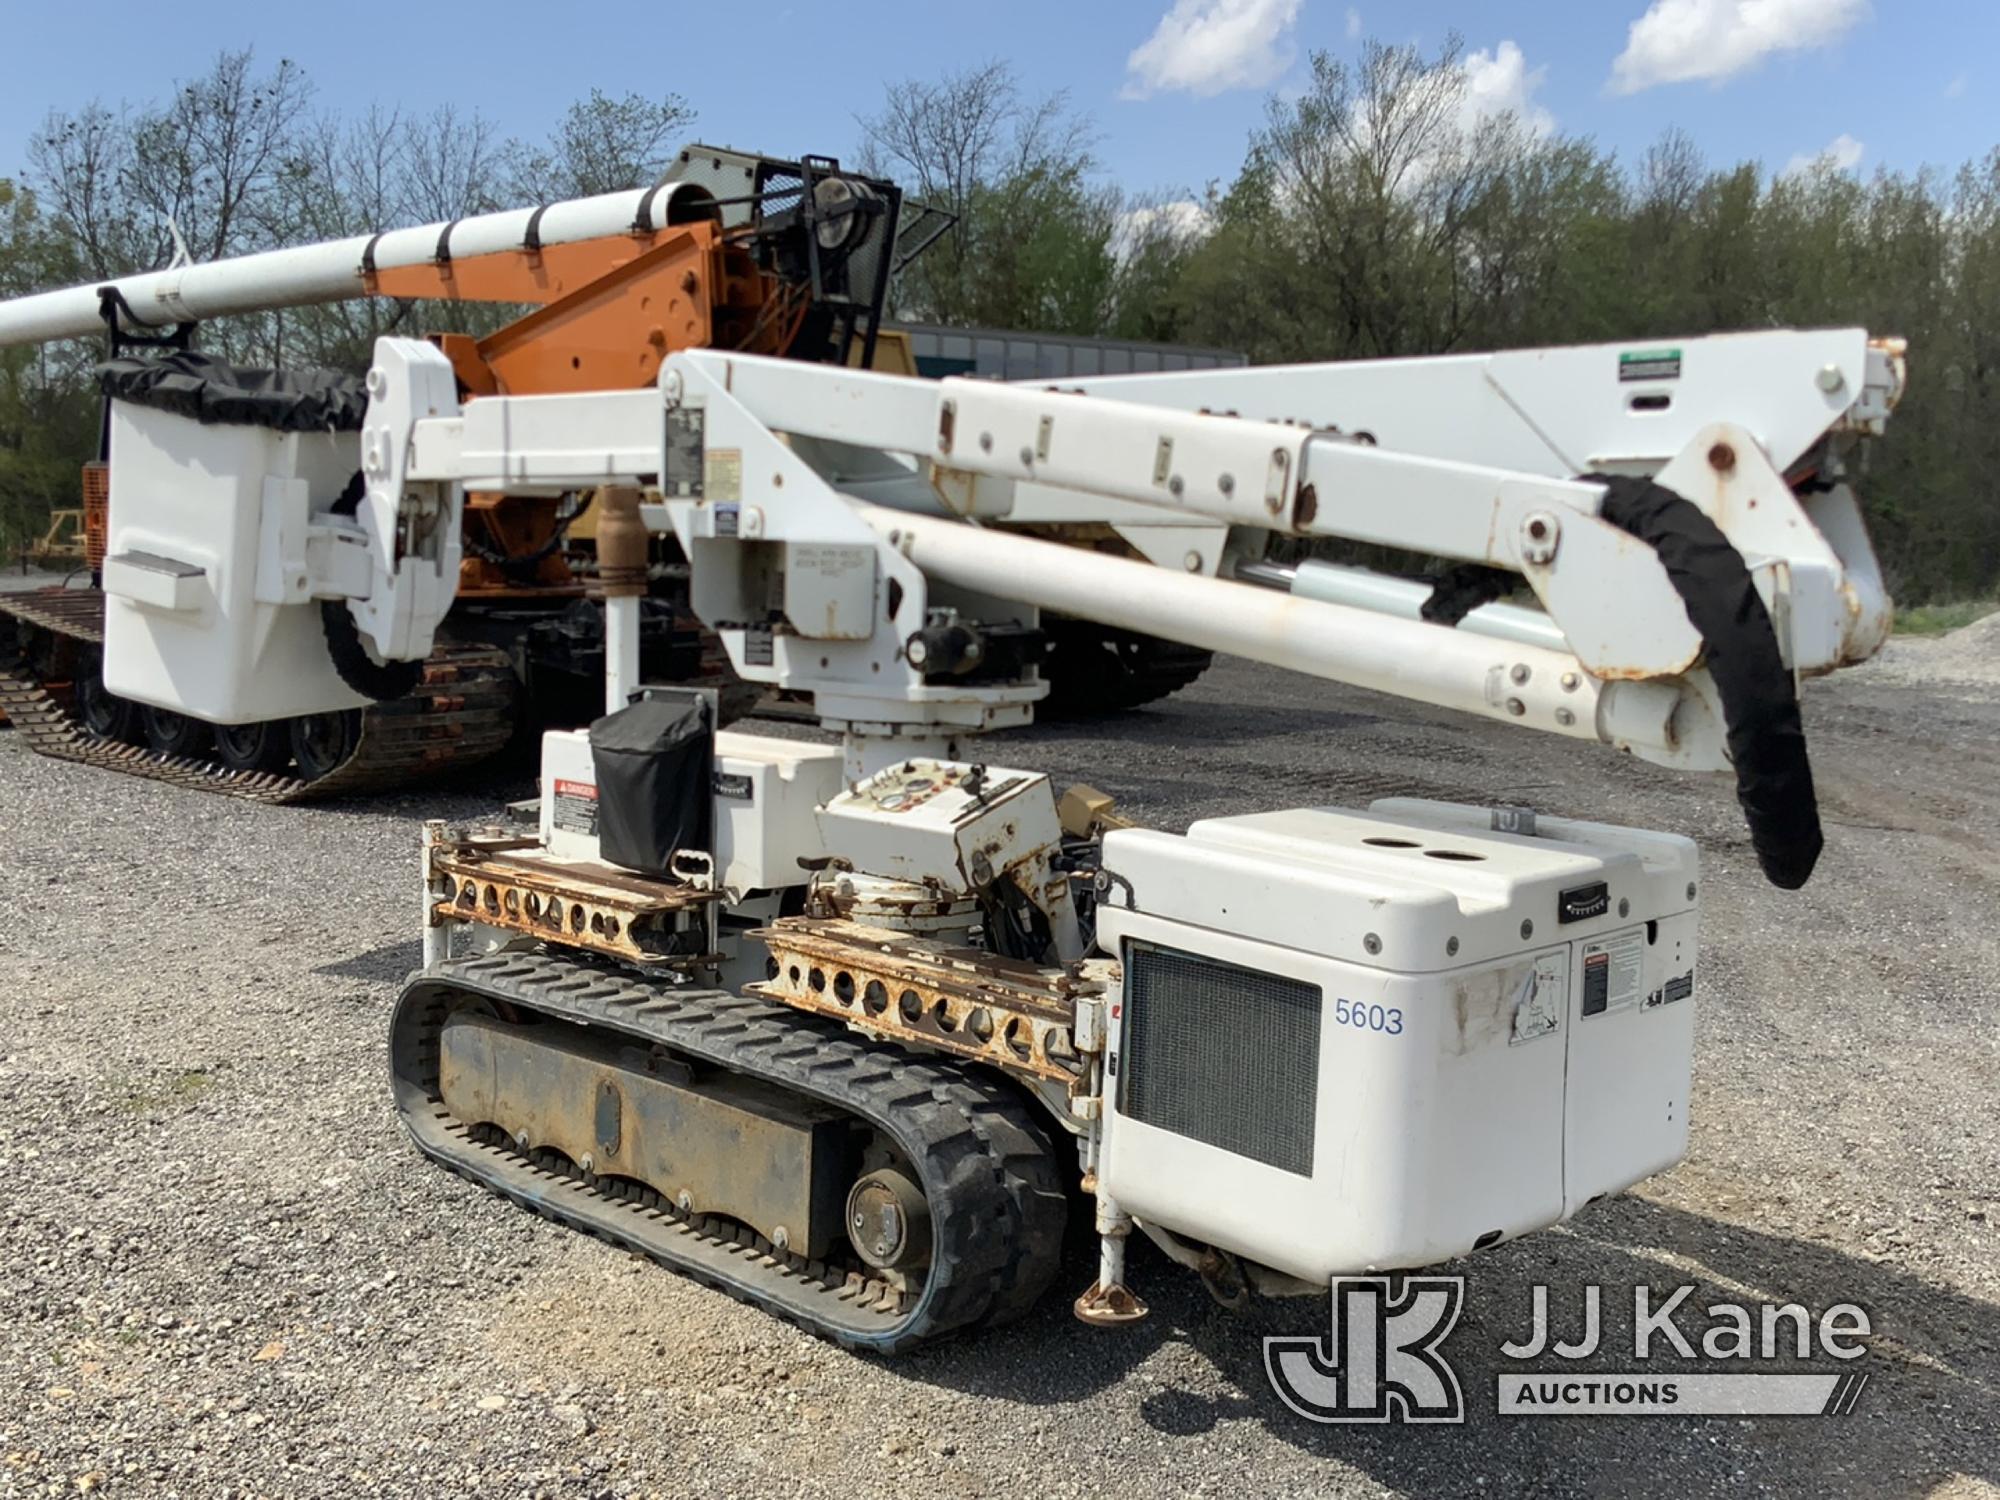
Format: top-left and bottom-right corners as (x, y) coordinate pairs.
(100, 401), (367, 721)
(1094, 799), (1697, 1281)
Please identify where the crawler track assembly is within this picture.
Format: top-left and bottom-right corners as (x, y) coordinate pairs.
(391, 949), (1069, 1353)
(1039, 618), (1214, 715)
(0, 588), (517, 802)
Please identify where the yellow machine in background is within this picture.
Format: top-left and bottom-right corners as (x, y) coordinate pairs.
(20, 509), (85, 569)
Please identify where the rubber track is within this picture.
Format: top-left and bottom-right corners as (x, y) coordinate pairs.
(0, 589), (518, 803)
(391, 950), (1069, 1354)
(1039, 619), (1215, 716)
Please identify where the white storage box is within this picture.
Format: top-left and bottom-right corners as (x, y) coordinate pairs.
(1095, 799), (1697, 1280)
(101, 400), (367, 722)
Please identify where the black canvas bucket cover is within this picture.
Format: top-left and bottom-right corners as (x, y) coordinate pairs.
(98, 351), (367, 433)
(588, 694), (714, 878)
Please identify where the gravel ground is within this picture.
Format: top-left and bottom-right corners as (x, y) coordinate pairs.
(2, 642), (1997, 1499)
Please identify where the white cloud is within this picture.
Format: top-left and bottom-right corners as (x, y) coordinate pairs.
(1945, 72), (1967, 99)
(1123, 0), (1303, 99)
(1609, 0), (1869, 95)
(1784, 132), (1864, 175)
(1462, 41), (1555, 138)
(1113, 200), (1214, 259)
(1345, 6), (1363, 40)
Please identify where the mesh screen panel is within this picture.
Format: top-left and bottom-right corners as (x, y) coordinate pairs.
(81, 462), (109, 571)
(1118, 940), (1321, 1177)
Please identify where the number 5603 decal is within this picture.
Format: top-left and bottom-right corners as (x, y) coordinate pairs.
(1334, 999), (1404, 1035)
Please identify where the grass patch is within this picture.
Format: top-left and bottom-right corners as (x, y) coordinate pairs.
(1894, 600), (1998, 637)
(114, 1068), (219, 1115)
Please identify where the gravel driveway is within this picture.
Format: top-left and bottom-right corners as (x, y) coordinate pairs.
(2, 645), (1996, 1499)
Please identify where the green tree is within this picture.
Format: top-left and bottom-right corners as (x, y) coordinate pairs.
(509, 89), (695, 201)
(0, 179), (97, 552)
(860, 61), (1116, 332)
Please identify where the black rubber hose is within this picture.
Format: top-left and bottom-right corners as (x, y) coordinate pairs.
(330, 469), (365, 516)
(320, 599), (423, 702)
(1583, 473), (1822, 890)
(320, 469), (423, 702)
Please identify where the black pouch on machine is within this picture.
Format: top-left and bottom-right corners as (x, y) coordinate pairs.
(588, 692), (714, 877)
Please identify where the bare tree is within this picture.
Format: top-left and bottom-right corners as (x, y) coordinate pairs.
(26, 102), (144, 279)
(858, 61), (1105, 327)
(510, 89), (695, 200)
(25, 51), (312, 361)
(1243, 37), (1547, 356)
(129, 50), (312, 262)
(398, 103), (507, 224)
(272, 108), (423, 367)
(860, 61), (1022, 228)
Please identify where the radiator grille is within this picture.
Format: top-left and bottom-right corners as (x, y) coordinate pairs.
(1118, 940), (1321, 1177)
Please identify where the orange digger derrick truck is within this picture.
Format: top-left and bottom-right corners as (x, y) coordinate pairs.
(0, 150), (975, 796)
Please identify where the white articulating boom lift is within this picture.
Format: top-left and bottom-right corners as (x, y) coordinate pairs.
(0, 192), (1907, 1345)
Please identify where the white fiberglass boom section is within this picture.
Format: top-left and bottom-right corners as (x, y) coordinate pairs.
(78, 328), (1894, 882)
(0, 184), (712, 346)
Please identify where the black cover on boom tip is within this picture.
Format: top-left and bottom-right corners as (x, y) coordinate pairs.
(1582, 473), (1823, 890)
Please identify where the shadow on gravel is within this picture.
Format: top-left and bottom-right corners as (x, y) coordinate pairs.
(898, 1195), (2000, 1497)
(315, 940), (425, 982)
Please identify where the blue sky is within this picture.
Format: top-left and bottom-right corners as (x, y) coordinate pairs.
(0, 0), (1992, 200)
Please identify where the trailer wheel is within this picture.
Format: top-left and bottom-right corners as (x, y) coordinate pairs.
(73, 650), (139, 743)
(142, 706), (214, 758)
(289, 710), (361, 781)
(213, 720), (292, 774)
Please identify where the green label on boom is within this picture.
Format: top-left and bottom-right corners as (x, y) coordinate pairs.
(1619, 348), (1683, 382)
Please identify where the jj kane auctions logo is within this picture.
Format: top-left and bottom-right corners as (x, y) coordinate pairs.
(1267, 1278), (1872, 1422)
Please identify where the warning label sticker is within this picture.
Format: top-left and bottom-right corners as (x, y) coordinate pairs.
(1649, 969), (1696, 1009)
(1580, 928), (1646, 1017)
(705, 447), (742, 503)
(664, 406), (705, 497)
(1511, 950), (1567, 1046)
(552, 777), (598, 837)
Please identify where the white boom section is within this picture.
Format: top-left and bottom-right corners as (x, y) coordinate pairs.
(0, 184), (712, 346)
(1039, 328), (1905, 492)
(1239, 558), (1570, 653)
(100, 334), (1890, 774)
(382, 344), (1785, 768)
(854, 503), (1684, 756)
(670, 350), (1890, 677)
(980, 328), (1902, 627)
